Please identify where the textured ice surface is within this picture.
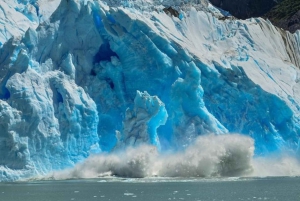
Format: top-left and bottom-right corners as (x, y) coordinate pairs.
(122, 90), (168, 149)
(0, 0), (300, 181)
(0, 0), (60, 45)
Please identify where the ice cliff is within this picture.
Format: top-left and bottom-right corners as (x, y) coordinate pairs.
(0, 0), (300, 181)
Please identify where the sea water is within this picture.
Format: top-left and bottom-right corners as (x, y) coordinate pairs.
(0, 177), (299, 201)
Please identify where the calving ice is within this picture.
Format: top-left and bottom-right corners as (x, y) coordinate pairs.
(0, 0), (300, 181)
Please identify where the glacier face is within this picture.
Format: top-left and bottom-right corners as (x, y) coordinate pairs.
(0, 0), (300, 181)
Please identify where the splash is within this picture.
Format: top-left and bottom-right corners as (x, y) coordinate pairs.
(48, 134), (300, 180)
(252, 154), (300, 177)
(50, 134), (256, 179)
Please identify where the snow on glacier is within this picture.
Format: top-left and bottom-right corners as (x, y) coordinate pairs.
(0, 0), (300, 180)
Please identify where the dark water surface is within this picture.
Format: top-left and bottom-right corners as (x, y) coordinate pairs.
(0, 177), (300, 201)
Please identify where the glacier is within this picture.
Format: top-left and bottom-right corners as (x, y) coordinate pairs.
(0, 0), (300, 181)
(0, 0), (61, 45)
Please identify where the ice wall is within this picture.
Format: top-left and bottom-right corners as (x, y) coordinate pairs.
(0, 0), (300, 180)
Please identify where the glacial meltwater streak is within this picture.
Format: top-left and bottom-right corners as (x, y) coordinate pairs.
(1, 177), (300, 201)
